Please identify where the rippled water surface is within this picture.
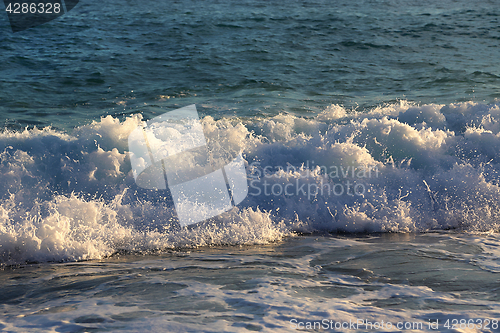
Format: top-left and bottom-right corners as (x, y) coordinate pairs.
(1, 0), (500, 128)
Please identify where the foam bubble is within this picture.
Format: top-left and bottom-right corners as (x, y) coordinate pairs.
(2, 101), (500, 264)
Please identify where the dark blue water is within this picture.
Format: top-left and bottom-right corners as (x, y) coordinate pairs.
(1, 0), (499, 129)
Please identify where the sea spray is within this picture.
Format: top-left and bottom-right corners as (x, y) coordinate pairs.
(2, 101), (500, 264)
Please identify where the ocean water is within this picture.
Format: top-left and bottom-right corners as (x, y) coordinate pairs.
(1, 0), (500, 331)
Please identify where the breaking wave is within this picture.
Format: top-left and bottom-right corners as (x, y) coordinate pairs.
(2, 100), (500, 264)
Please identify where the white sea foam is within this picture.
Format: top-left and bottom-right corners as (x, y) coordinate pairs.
(2, 101), (500, 264)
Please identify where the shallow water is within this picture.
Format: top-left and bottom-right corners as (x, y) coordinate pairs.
(2, 233), (500, 332)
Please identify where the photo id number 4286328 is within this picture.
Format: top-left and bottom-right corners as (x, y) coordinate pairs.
(5, 2), (61, 14)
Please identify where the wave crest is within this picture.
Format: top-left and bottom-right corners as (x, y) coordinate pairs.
(2, 100), (500, 264)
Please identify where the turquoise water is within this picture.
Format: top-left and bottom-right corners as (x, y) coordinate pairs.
(1, 0), (500, 331)
(1, 0), (500, 129)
